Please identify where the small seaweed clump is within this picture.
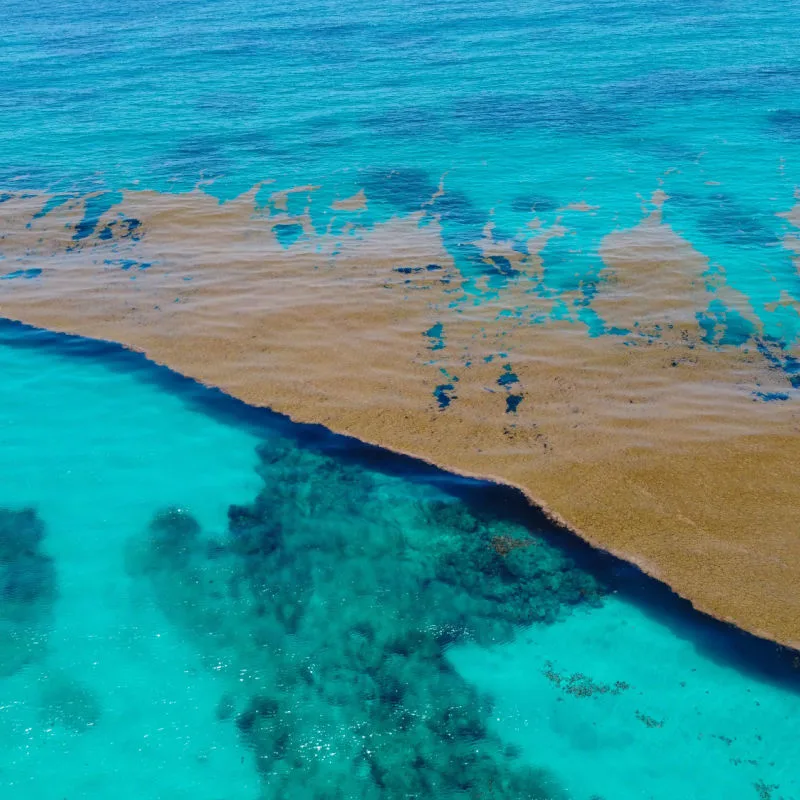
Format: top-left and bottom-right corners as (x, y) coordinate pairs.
(0, 508), (56, 676)
(132, 440), (606, 798)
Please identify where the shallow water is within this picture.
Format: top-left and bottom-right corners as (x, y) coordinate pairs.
(0, 326), (798, 798)
(0, 330), (262, 798)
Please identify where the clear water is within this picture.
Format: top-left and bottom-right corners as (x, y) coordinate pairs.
(0, 324), (798, 799)
(2, 0), (800, 796)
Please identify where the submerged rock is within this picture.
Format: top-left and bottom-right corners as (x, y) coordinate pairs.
(135, 440), (607, 797)
(0, 507), (46, 562)
(0, 508), (56, 675)
(146, 507), (201, 569)
(38, 671), (101, 731)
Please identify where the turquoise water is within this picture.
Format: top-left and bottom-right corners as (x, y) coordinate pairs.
(0, 324), (798, 798)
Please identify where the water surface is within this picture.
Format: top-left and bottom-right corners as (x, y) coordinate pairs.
(1, 0), (799, 641)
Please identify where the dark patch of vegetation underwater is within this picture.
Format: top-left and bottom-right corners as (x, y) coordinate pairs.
(130, 437), (606, 797)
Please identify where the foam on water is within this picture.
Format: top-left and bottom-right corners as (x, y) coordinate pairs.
(0, 326), (797, 798)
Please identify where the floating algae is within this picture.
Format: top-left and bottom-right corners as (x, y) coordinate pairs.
(0, 508), (56, 677)
(2, 184), (798, 647)
(130, 439), (605, 798)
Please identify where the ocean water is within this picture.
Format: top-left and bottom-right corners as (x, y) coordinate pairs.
(0, 324), (799, 799)
(2, 0), (800, 797)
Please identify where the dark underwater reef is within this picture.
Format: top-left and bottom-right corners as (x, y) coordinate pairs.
(131, 439), (605, 799)
(0, 506), (100, 732)
(0, 507), (56, 677)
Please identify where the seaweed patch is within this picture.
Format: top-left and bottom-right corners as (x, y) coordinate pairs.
(0, 508), (56, 677)
(635, 710), (665, 729)
(543, 661), (630, 699)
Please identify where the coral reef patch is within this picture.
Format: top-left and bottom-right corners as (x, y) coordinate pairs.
(0, 508), (56, 676)
(130, 439), (606, 798)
